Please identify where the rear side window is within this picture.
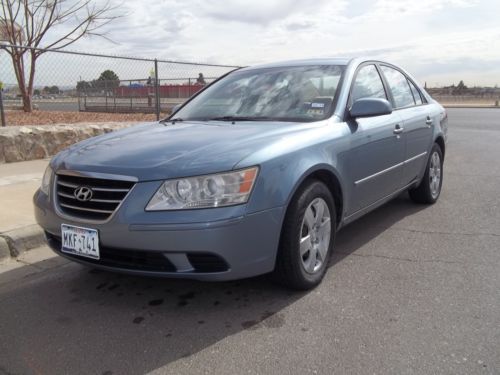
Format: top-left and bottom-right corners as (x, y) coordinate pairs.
(380, 66), (415, 108)
(351, 65), (387, 103)
(407, 80), (423, 105)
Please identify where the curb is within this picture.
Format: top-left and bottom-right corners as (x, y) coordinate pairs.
(0, 224), (46, 259)
(0, 237), (10, 262)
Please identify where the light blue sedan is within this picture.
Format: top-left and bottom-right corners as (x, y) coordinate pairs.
(34, 58), (448, 290)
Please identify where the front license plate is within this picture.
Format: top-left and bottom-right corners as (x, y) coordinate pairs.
(61, 224), (100, 260)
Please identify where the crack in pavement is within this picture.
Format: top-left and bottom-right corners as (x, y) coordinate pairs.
(336, 251), (485, 267)
(383, 226), (500, 238)
(444, 172), (500, 178)
(14, 259), (46, 270)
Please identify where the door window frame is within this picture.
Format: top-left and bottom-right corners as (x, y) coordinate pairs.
(378, 63), (428, 110)
(347, 62), (389, 108)
(344, 60), (429, 121)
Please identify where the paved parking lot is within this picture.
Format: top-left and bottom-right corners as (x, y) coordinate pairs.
(0, 108), (499, 375)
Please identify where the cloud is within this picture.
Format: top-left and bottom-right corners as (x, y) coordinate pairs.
(284, 19), (316, 31)
(11, 0), (499, 86)
(200, 0), (330, 25)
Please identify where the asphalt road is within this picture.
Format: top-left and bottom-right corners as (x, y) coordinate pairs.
(1, 108), (499, 375)
(5, 99), (81, 112)
(35, 101), (80, 112)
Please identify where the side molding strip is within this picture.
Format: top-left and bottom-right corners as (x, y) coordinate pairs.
(354, 151), (427, 185)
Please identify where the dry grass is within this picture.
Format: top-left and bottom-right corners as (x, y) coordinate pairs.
(4, 110), (169, 126)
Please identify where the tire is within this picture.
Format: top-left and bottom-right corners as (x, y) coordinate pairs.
(273, 179), (336, 290)
(409, 143), (443, 204)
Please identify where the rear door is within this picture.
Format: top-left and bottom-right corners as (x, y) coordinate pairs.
(380, 65), (433, 186)
(345, 64), (405, 215)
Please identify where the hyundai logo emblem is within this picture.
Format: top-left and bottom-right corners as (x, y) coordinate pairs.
(74, 186), (93, 202)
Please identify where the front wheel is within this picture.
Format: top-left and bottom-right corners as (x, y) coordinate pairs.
(409, 143), (443, 204)
(273, 180), (336, 290)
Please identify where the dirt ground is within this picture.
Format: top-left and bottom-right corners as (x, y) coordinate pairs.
(3, 110), (170, 126)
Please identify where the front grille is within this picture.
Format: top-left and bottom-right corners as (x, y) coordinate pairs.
(55, 174), (135, 221)
(46, 233), (176, 272)
(187, 253), (229, 272)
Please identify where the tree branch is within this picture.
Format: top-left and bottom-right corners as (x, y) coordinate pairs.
(1, 0), (122, 112)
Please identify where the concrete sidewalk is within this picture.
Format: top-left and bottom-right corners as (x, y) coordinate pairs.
(0, 159), (48, 261)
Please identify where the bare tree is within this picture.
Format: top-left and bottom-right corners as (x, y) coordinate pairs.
(0, 0), (120, 112)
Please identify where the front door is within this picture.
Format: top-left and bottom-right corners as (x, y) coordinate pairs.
(345, 64), (406, 215)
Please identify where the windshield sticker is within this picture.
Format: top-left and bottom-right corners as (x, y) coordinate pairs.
(307, 108), (325, 116)
(311, 102), (325, 108)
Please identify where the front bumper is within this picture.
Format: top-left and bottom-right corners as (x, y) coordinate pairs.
(34, 188), (284, 281)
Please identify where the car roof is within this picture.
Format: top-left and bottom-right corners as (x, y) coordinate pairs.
(239, 57), (356, 71)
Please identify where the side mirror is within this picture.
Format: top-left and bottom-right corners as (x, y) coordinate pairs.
(349, 98), (392, 118)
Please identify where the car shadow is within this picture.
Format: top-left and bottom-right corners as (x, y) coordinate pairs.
(331, 192), (427, 266)
(0, 193), (427, 374)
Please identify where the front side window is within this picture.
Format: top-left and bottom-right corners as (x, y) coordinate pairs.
(350, 65), (387, 103)
(173, 65), (345, 122)
(380, 66), (415, 108)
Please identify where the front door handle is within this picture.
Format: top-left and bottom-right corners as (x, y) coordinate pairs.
(393, 124), (404, 134)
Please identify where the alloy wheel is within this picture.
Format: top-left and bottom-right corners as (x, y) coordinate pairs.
(429, 151), (441, 199)
(299, 197), (331, 274)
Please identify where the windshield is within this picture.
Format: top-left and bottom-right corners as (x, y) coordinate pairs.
(172, 65), (345, 122)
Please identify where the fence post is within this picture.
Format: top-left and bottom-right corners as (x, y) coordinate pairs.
(83, 83), (87, 111)
(154, 59), (160, 120)
(0, 88), (5, 127)
(105, 80), (108, 111)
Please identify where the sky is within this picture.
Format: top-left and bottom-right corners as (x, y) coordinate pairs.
(4, 0), (500, 87)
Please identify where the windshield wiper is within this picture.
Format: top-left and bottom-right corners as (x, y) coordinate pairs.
(160, 117), (184, 124)
(207, 116), (274, 122)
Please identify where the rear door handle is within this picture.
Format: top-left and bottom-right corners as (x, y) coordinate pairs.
(393, 124), (404, 134)
(425, 117), (433, 126)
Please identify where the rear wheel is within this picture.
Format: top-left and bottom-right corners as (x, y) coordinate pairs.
(273, 180), (336, 290)
(409, 143), (443, 204)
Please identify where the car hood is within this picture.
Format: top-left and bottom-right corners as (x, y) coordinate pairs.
(53, 121), (320, 181)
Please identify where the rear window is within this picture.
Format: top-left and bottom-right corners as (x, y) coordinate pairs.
(408, 80), (423, 105)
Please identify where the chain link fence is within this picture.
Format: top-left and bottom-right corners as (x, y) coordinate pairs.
(0, 44), (240, 126)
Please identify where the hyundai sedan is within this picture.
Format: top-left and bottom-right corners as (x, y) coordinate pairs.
(34, 58), (448, 290)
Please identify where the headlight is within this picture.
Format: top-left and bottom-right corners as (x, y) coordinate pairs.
(146, 167), (259, 211)
(40, 165), (53, 195)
